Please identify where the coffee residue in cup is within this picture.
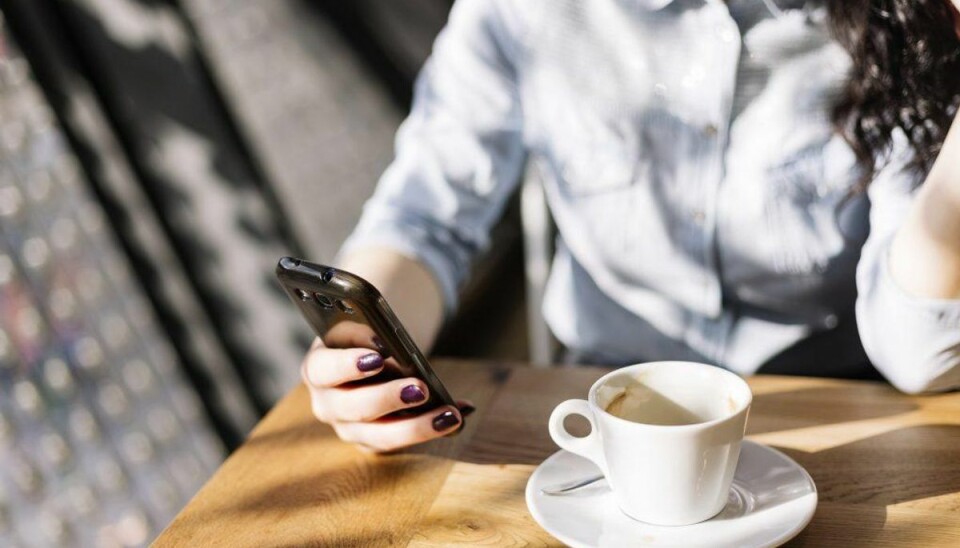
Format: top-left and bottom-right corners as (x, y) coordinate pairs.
(603, 381), (703, 426)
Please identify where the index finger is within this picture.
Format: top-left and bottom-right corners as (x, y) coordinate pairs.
(301, 346), (385, 388)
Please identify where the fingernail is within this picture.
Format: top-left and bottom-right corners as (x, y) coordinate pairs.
(357, 353), (383, 372)
(400, 385), (426, 404)
(432, 410), (461, 432)
(457, 403), (476, 417)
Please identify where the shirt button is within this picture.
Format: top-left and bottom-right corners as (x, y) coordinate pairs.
(691, 210), (706, 225)
(703, 124), (719, 138)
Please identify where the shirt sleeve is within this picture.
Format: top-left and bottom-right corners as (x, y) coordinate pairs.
(855, 135), (960, 394)
(338, 0), (526, 315)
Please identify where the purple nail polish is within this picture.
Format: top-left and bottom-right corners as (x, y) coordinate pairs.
(458, 403), (476, 417)
(357, 353), (383, 372)
(400, 385), (426, 404)
(432, 410), (460, 432)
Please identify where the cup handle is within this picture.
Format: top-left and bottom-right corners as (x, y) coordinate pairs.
(548, 399), (608, 477)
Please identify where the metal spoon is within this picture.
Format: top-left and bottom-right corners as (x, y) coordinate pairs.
(539, 474), (605, 496)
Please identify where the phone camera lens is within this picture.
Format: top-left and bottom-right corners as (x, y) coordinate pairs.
(336, 300), (355, 314)
(295, 289), (311, 302)
(321, 269), (334, 283)
(314, 294), (334, 309)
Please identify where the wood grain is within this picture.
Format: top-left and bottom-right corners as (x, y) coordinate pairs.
(409, 463), (555, 547)
(155, 360), (960, 547)
(154, 360), (512, 547)
(459, 365), (606, 465)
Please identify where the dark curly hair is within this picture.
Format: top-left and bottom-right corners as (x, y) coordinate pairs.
(828, 0), (960, 188)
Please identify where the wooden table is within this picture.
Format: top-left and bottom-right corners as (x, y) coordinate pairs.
(155, 359), (960, 547)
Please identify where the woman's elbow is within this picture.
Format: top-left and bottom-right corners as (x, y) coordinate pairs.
(865, 342), (960, 395)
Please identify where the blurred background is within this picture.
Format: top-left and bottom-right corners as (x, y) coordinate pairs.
(0, 0), (532, 545)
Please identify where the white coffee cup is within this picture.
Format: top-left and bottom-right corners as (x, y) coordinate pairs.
(548, 361), (752, 526)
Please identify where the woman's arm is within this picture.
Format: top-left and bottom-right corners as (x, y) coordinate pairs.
(338, 248), (445, 351)
(889, 113), (960, 299)
(855, 115), (960, 394)
(300, 0), (527, 451)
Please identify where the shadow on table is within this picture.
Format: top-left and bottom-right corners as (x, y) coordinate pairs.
(777, 424), (960, 547)
(747, 386), (918, 436)
(457, 376), (921, 465)
(241, 416), (326, 449)
(240, 382), (921, 462)
(192, 378), (956, 547)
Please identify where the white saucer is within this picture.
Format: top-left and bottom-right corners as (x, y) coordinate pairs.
(525, 441), (817, 548)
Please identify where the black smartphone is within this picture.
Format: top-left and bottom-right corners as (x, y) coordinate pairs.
(276, 256), (459, 418)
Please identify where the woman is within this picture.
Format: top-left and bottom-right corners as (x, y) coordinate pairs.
(301, 0), (960, 452)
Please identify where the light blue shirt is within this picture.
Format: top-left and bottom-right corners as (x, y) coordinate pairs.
(342, 0), (960, 393)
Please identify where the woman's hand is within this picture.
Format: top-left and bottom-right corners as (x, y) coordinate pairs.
(301, 338), (472, 453)
(302, 248), (453, 451)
